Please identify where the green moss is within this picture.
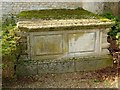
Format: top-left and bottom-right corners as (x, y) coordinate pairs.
(17, 8), (104, 20)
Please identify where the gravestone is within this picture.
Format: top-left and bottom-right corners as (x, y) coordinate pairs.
(16, 9), (114, 76)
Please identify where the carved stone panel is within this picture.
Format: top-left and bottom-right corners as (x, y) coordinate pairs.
(68, 32), (96, 53)
(33, 34), (63, 56)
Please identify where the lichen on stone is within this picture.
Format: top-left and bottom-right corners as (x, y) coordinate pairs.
(17, 8), (104, 20)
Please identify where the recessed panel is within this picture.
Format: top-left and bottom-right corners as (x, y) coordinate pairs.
(68, 32), (96, 53)
(33, 34), (63, 55)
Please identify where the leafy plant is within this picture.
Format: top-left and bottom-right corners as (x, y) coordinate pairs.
(102, 12), (120, 38)
(102, 12), (120, 55)
(2, 14), (16, 27)
(2, 14), (20, 61)
(101, 12), (116, 21)
(2, 25), (20, 56)
(1, 14), (21, 78)
(108, 21), (120, 38)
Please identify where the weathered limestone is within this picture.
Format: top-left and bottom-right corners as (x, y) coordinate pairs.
(16, 19), (114, 76)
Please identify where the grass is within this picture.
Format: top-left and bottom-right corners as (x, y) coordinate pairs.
(17, 8), (105, 20)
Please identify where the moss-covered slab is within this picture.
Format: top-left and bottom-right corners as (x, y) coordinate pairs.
(17, 8), (102, 20)
(17, 8), (114, 31)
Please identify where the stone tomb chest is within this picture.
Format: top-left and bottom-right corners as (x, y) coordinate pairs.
(16, 18), (114, 76)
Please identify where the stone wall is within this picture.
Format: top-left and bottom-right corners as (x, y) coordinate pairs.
(2, 2), (105, 15)
(104, 2), (120, 18)
(82, 2), (104, 14)
(82, 1), (120, 19)
(2, 2), (120, 18)
(2, 2), (82, 15)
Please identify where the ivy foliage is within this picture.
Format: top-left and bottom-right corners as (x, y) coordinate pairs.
(2, 14), (20, 59)
(101, 12), (120, 38)
(108, 21), (120, 38)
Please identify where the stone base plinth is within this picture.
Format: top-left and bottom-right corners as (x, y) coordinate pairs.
(16, 55), (113, 76)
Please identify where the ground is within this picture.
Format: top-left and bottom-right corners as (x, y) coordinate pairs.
(2, 63), (119, 88)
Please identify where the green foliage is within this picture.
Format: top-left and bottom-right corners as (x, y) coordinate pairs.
(2, 25), (18, 55)
(102, 12), (120, 38)
(2, 14), (20, 60)
(17, 8), (103, 20)
(108, 21), (120, 37)
(101, 12), (116, 20)
(2, 14), (16, 27)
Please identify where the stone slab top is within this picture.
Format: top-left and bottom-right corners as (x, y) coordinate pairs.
(17, 19), (114, 31)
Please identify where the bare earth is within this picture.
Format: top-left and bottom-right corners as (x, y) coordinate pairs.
(3, 66), (119, 88)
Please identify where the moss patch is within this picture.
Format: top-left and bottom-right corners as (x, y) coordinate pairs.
(17, 8), (105, 20)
